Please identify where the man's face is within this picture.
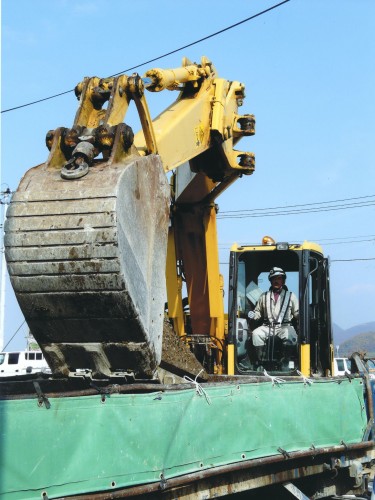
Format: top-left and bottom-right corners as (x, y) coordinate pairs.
(271, 275), (284, 290)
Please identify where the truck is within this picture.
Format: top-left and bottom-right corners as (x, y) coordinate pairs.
(1, 57), (374, 499)
(333, 357), (351, 377)
(0, 349), (50, 377)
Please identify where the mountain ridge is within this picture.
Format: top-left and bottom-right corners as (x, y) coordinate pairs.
(333, 322), (375, 357)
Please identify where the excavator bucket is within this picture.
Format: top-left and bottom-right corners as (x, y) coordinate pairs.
(5, 153), (170, 378)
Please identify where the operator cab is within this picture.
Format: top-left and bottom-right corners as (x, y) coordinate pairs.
(228, 238), (333, 377)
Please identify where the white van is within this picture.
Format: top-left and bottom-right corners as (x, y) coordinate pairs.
(333, 357), (351, 376)
(0, 350), (50, 377)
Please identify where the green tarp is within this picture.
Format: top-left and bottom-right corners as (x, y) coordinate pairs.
(0, 378), (368, 499)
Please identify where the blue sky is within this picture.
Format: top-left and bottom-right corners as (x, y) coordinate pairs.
(1, 0), (375, 350)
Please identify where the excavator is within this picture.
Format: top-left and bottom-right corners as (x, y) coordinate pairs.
(1, 57), (374, 499)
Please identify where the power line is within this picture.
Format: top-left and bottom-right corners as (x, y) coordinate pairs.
(219, 194), (375, 214)
(219, 257), (375, 265)
(1, 89), (75, 114)
(218, 233), (375, 247)
(1, 1), (290, 114)
(109, 1), (290, 77)
(218, 203), (375, 218)
(218, 199), (375, 219)
(219, 238), (375, 249)
(2, 320), (26, 351)
(310, 234), (375, 243)
(330, 257), (375, 262)
(322, 238), (375, 246)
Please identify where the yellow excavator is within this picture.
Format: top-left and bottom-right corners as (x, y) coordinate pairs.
(4, 56), (333, 380)
(2, 57), (374, 499)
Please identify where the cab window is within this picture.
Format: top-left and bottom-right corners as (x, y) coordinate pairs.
(8, 353), (20, 365)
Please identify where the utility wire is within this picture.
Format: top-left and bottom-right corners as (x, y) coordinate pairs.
(322, 238), (375, 246)
(331, 258), (375, 262)
(2, 320), (26, 351)
(109, 0), (290, 77)
(218, 204), (375, 218)
(218, 200), (375, 219)
(219, 238), (375, 249)
(310, 234), (375, 243)
(219, 258), (375, 265)
(1, 1), (290, 114)
(219, 194), (375, 214)
(218, 234), (375, 246)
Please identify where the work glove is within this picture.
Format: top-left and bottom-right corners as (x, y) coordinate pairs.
(248, 311), (255, 320)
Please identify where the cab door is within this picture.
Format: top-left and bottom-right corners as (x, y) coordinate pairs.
(301, 251), (333, 375)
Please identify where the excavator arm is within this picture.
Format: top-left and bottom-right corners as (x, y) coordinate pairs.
(5, 57), (255, 379)
(140, 57), (255, 373)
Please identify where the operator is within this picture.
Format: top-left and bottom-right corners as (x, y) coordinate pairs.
(248, 267), (299, 354)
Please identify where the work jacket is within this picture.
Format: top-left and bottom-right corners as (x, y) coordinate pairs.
(253, 287), (299, 326)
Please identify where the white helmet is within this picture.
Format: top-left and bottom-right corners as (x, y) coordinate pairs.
(268, 267), (286, 281)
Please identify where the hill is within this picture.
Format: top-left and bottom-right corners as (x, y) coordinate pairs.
(333, 321), (375, 346)
(333, 322), (375, 357)
(339, 332), (375, 357)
